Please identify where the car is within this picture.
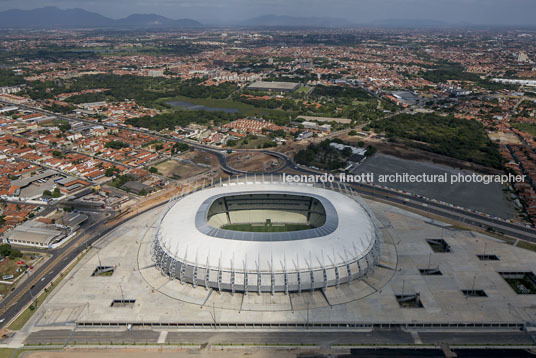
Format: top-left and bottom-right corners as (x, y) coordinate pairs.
(0, 318), (5, 323)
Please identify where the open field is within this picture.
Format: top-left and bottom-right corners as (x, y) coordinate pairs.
(512, 122), (536, 137)
(159, 96), (257, 115)
(0, 254), (40, 297)
(297, 115), (352, 124)
(154, 159), (209, 180)
(227, 152), (284, 172)
(295, 85), (312, 94)
(488, 131), (522, 145)
(178, 150), (218, 167)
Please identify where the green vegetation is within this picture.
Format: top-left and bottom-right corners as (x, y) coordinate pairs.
(8, 250), (87, 331)
(105, 166), (120, 177)
(148, 167), (158, 174)
(162, 95), (254, 113)
(420, 63), (480, 83)
(52, 119), (71, 132)
(110, 174), (134, 188)
(311, 85), (372, 100)
(512, 122), (536, 137)
(0, 69), (25, 87)
(105, 140), (129, 149)
(126, 110), (239, 130)
(42, 188), (61, 198)
(0, 243), (22, 259)
(172, 142), (190, 154)
(51, 150), (63, 158)
(369, 113), (503, 169)
(221, 222), (313, 233)
(294, 139), (355, 170)
(516, 240), (536, 253)
(0, 349), (16, 358)
(65, 92), (108, 104)
(502, 274), (536, 294)
(43, 103), (75, 114)
(25, 75), (237, 107)
(226, 139), (238, 147)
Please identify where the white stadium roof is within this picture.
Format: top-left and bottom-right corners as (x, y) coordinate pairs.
(153, 179), (380, 293)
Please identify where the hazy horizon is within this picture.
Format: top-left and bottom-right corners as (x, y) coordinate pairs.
(0, 1), (535, 26)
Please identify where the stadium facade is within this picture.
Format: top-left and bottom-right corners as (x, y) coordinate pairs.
(151, 176), (381, 294)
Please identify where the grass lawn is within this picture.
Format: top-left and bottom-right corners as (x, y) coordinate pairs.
(512, 123), (536, 137)
(158, 95), (296, 118)
(0, 349), (15, 358)
(236, 137), (273, 149)
(504, 277), (536, 294)
(295, 86), (312, 94)
(221, 223), (312, 233)
(158, 96), (257, 115)
(0, 254), (41, 297)
(516, 239), (536, 252)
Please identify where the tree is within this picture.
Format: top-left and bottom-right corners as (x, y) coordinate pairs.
(105, 167), (119, 177)
(227, 139), (237, 147)
(348, 130), (357, 136)
(0, 243), (22, 259)
(149, 167), (158, 174)
(0, 244), (11, 257)
(43, 190), (52, 197)
(52, 188), (61, 198)
(105, 140), (129, 149)
(341, 147), (353, 157)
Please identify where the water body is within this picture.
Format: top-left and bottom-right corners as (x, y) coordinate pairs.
(166, 100), (240, 113)
(354, 153), (516, 219)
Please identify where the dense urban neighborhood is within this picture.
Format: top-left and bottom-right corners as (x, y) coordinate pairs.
(1, 8), (536, 357)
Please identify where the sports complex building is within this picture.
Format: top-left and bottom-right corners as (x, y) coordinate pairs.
(24, 174), (536, 342)
(151, 178), (381, 294)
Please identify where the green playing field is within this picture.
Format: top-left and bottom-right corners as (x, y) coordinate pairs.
(221, 223), (312, 233)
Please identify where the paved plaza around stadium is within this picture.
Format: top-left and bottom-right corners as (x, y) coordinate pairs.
(22, 185), (536, 332)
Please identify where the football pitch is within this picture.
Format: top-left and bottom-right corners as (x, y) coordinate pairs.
(221, 223), (312, 232)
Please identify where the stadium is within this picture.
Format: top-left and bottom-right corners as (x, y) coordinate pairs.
(150, 177), (381, 294)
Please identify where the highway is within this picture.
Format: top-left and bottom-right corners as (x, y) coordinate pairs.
(0, 195), (171, 330)
(3, 99), (536, 337)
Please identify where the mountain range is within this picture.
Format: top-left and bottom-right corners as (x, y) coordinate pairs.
(0, 7), (485, 29)
(0, 7), (202, 28)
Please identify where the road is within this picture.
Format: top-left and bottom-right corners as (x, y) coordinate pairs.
(0, 194), (171, 330)
(3, 99), (536, 335)
(23, 328), (535, 346)
(287, 164), (536, 242)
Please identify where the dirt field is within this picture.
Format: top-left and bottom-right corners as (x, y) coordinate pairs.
(21, 348), (299, 358)
(227, 152), (285, 172)
(179, 150), (218, 167)
(155, 159), (209, 180)
(488, 131), (522, 145)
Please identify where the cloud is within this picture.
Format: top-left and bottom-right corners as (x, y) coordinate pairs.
(0, 0), (534, 25)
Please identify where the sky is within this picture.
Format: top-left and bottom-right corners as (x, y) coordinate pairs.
(0, 0), (535, 25)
